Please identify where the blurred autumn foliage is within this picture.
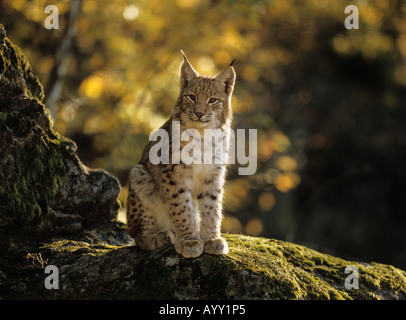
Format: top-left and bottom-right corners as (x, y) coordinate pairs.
(1, 0), (406, 269)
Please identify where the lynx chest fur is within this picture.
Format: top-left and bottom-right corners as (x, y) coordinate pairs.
(127, 52), (236, 258)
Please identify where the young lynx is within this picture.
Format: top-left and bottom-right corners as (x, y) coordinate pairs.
(127, 52), (236, 258)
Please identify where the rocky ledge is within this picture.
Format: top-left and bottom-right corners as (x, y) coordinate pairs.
(2, 234), (406, 300)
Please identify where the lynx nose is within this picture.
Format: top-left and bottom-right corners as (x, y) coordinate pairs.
(194, 112), (204, 119)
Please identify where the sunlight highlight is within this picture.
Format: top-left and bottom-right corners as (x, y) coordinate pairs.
(176, 0), (201, 9)
(123, 5), (139, 21)
(79, 75), (105, 99)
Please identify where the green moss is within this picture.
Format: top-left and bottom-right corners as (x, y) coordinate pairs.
(0, 33), (44, 102)
(0, 132), (68, 225)
(222, 234), (406, 300)
(40, 240), (124, 257)
(0, 27), (73, 230)
(4, 234), (405, 299)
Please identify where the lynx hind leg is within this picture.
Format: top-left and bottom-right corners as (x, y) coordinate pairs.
(127, 171), (174, 250)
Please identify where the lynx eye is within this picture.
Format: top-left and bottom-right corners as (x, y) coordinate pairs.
(187, 94), (197, 102)
(208, 98), (218, 104)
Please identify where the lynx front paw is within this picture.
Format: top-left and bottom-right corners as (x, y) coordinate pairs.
(175, 238), (204, 258)
(204, 237), (229, 255)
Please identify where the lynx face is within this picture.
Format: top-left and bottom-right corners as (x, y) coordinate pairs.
(177, 53), (235, 129)
(182, 79), (225, 125)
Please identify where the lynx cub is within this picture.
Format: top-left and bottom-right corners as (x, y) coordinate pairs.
(127, 52), (236, 258)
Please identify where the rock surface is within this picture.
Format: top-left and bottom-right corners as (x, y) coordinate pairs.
(0, 24), (121, 250)
(1, 24), (406, 300)
(2, 234), (406, 300)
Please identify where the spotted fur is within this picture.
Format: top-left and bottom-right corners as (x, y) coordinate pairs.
(127, 52), (235, 258)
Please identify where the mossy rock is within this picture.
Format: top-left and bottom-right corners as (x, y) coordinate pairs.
(0, 24), (121, 251)
(3, 234), (405, 300)
(0, 23), (66, 226)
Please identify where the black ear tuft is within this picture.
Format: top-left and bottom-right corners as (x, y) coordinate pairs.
(181, 49), (187, 60)
(229, 59), (236, 67)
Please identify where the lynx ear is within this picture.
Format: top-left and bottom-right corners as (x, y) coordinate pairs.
(215, 64), (236, 95)
(180, 50), (199, 88)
